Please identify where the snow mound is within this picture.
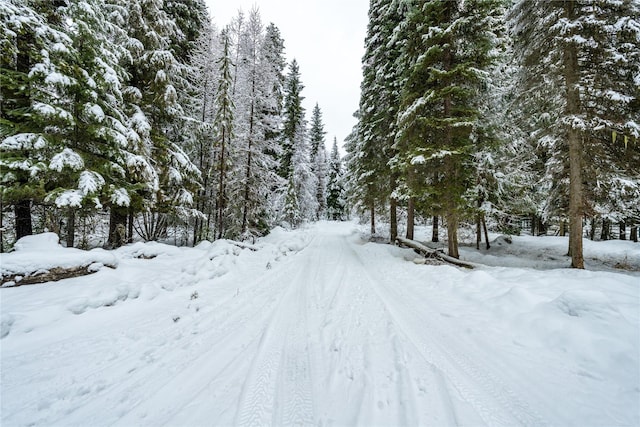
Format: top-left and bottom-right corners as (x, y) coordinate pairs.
(183, 239), (240, 282)
(65, 283), (142, 315)
(116, 241), (187, 259)
(13, 232), (60, 251)
(1, 233), (118, 285)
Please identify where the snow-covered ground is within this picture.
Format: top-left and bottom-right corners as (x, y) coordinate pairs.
(1, 221), (638, 426)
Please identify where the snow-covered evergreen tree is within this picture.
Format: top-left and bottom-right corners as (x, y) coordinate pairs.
(261, 23), (286, 176)
(394, 0), (504, 258)
(213, 28), (234, 239)
(309, 103), (328, 219)
(227, 7), (282, 240)
(119, 0), (201, 244)
(354, 0), (407, 241)
(279, 59), (305, 179)
(185, 19), (219, 244)
(1, 0), (71, 240)
(510, 0), (640, 267)
(327, 138), (346, 220)
(1, 0), (141, 247)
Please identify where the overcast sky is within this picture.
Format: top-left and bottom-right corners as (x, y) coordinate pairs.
(204, 0), (369, 151)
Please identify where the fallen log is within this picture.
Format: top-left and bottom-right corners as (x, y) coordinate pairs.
(1, 263), (116, 287)
(396, 236), (476, 269)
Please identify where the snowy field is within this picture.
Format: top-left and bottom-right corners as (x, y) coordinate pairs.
(1, 221), (639, 426)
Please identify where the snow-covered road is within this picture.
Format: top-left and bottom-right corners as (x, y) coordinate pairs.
(2, 222), (638, 426)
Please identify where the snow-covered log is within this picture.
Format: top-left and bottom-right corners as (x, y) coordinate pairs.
(396, 236), (476, 269)
(1, 264), (115, 287)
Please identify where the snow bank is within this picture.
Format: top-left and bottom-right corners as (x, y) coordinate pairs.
(461, 234), (640, 272)
(1, 233), (117, 286)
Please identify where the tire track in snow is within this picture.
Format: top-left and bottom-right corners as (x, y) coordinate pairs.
(236, 250), (315, 426)
(350, 242), (550, 427)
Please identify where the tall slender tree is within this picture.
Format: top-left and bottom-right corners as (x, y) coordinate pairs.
(213, 28), (234, 239)
(355, 0), (407, 242)
(309, 103), (328, 219)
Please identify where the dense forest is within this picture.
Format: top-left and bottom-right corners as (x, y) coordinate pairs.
(0, 0), (346, 251)
(345, 0), (639, 268)
(1, 0), (639, 270)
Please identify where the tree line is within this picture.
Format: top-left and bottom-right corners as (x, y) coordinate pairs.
(345, 0), (639, 268)
(0, 0), (346, 251)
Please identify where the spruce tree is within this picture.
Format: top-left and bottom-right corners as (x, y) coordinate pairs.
(210, 28), (235, 239)
(356, 0), (407, 241)
(118, 0), (201, 244)
(327, 138), (346, 220)
(394, 0), (504, 258)
(0, 0), (70, 240)
(510, 0), (640, 267)
(309, 103), (327, 219)
(280, 59), (305, 179)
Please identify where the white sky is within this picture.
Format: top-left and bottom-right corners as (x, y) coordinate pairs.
(204, 0), (369, 151)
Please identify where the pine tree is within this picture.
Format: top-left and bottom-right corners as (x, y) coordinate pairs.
(355, 0), (407, 241)
(327, 138), (346, 220)
(0, 0), (70, 240)
(510, 0), (640, 267)
(1, 0), (138, 246)
(186, 18), (219, 244)
(213, 28), (234, 239)
(309, 103), (327, 219)
(291, 117), (318, 224)
(48, 0), (145, 247)
(118, 0), (201, 244)
(162, 0), (209, 63)
(261, 23), (286, 170)
(280, 59), (305, 179)
(394, 0), (504, 258)
(229, 7), (281, 239)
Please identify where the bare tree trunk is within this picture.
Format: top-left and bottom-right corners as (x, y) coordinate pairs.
(476, 214), (481, 250)
(15, 200), (33, 240)
(390, 198), (398, 243)
(127, 208), (134, 243)
(619, 221), (626, 240)
(406, 197), (414, 240)
(601, 218), (610, 240)
(482, 216), (491, 250)
(217, 125), (227, 240)
(631, 226), (638, 243)
(370, 202), (376, 235)
(589, 217), (596, 240)
(432, 215), (439, 242)
(108, 206), (127, 248)
(476, 196), (482, 250)
(242, 68), (257, 235)
(242, 120), (254, 235)
(446, 213), (459, 258)
(530, 214), (537, 236)
(442, 23), (458, 259)
(537, 217), (547, 236)
(389, 175), (398, 243)
(564, 0), (584, 269)
(66, 208), (76, 248)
